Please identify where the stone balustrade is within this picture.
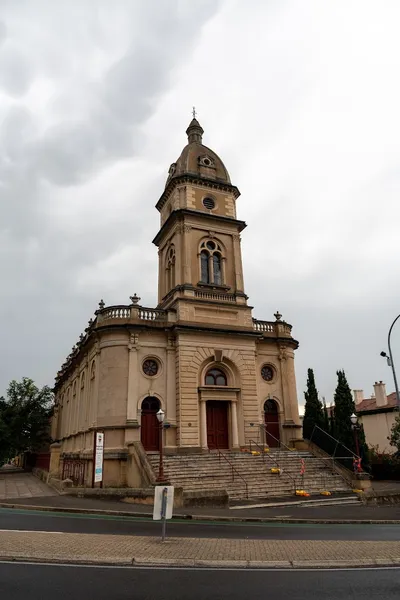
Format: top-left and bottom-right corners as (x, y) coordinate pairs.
(194, 290), (236, 302)
(252, 319), (292, 337)
(96, 304), (168, 325)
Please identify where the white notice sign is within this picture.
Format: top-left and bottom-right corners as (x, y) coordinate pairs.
(94, 432), (104, 483)
(153, 486), (174, 520)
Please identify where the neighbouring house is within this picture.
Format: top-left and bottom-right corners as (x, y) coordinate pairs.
(354, 382), (399, 454)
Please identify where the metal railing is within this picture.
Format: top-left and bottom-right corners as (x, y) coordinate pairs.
(259, 425), (355, 490)
(249, 438), (297, 494)
(62, 458), (86, 486)
(309, 424), (365, 471)
(209, 448), (248, 499)
(259, 424), (294, 453)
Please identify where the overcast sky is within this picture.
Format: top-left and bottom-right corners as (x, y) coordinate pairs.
(0, 0), (399, 409)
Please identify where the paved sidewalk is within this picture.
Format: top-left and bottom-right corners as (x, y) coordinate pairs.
(2, 493), (400, 523)
(0, 472), (57, 500)
(0, 530), (399, 568)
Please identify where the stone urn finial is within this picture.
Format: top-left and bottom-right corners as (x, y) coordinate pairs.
(274, 310), (282, 322)
(130, 293), (141, 305)
(98, 299), (105, 310)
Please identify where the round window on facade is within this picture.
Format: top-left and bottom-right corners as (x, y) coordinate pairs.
(261, 365), (275, 382)
(203, 197), (215, 210)
(143, 359), (159, 377)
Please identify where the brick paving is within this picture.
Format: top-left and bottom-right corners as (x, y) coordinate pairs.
(0, 473), (57, 500)
(0, 530), (399, 566)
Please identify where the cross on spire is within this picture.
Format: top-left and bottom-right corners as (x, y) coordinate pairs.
(192, 106), (196, 119)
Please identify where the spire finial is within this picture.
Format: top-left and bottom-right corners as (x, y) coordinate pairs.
(186, 111), (204, 144)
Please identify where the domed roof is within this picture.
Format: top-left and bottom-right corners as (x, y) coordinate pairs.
(166, 118), (231, 186)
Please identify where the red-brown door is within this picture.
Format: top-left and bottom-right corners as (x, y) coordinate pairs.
(141, 397), (160, 451)
(264, 399), (280, 448)
(207, 401), (229, 449)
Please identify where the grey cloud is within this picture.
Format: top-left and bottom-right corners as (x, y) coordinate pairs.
(0, 1), (222, 392)
(0, 21), (7, 45)
(0, 46), (33, 96)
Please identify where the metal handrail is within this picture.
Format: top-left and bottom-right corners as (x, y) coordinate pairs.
(249, 439), (297, 493)
(259, 424), (294, 453)
(209, 448), (248, 499)
(259, 426), (353, 490)
(310, 424), (361, 460)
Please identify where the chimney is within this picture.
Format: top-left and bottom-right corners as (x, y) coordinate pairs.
(353, 390), (364, 405)
(373, 381), (387, 407)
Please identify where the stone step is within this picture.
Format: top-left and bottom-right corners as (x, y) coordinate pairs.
(146, 449), (351, 501)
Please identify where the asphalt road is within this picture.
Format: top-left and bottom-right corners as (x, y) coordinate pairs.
(2, 562), (400, 600)
(0, 507), (399, 540)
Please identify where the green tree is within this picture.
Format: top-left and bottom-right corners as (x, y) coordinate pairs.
(388, 414), (400, 453)
(303, 368), (324, 439)
(332, 369), (355, 450)
(0, 378), (53, 464)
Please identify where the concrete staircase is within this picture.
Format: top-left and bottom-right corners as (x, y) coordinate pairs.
(147, 450), (351, 502)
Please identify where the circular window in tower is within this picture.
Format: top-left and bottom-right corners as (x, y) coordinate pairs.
(143, 359), (159, 377)
(203, 197), (215, 210)
(261, 365), (275, 382)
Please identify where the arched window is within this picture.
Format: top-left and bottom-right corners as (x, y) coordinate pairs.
(200, 250), (210, 283)
(264, 399), (278, 414)
(205, 368), (227, 386)
(199, 240), (224, 285)
(166, 245), (176, 292)
(213, 252), (222, 285)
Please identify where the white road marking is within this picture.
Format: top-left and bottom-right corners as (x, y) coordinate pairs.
(0, 529), (64, 534)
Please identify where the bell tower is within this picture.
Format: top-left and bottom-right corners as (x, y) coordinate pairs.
(153, 117), (253, 329)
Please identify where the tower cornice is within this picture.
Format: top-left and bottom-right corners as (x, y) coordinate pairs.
(152, 208), (247, 247)
(156, 174), (240, 212)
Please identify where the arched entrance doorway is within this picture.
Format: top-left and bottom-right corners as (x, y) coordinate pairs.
(264, 399), (280, 448)
(207, 401), (229, 449)
(141, 397), (160, 451)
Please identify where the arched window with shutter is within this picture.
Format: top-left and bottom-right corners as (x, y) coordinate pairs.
(199, 240), (224, 285)
(200, 250), (210, 283)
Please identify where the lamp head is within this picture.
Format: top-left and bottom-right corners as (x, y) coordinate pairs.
(156, 408), (165, 423)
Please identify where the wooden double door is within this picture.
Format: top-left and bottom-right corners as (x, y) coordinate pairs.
(264, 399), (280, 448)
(207, 401), (229, 449)
(141, 397), (160, 451)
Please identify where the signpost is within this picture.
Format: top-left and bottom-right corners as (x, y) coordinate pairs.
(92, 431), (104, 487)
(153, 485), (174, 542)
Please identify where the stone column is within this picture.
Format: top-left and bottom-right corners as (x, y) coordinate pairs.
(49, 442), (62, 476)
(182, 224), (192, 284)
(232, 234), (244, 292)
(127, 333), (140, 423)
(200, 400), (208, 449)
(279, 345), (293, 422)
(157, 248), (163, 304)
(166, 337), (176, 426)
(231, 401), (239, 449)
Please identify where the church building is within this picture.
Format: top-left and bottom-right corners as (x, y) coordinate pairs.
(50, 117), (302, 487)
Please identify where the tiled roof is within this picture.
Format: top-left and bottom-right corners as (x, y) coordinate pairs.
(357, 392), (398, 413)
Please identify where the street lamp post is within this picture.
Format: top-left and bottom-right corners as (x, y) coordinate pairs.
(350, 413), (363, 475)
(156, 408), (165, 482)
(350, 413), (360, 457)
(380, 313), (400, 409)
